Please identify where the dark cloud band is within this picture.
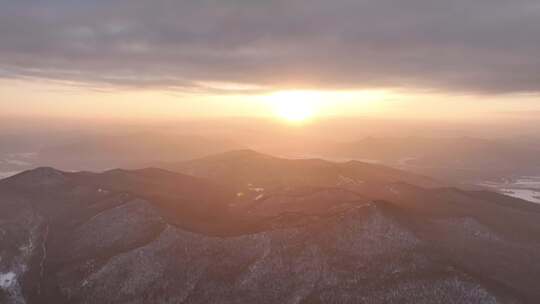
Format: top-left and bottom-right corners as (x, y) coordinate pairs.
(1, 0), (539, 94)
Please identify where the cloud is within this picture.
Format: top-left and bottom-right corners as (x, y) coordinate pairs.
(1, 0), (539, 94)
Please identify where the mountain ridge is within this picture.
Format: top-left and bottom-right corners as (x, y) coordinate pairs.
(2, 152), (540, 303)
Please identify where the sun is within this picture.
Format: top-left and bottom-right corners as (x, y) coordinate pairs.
(275, 100), (314, 122)
(267, 91), (322, 123)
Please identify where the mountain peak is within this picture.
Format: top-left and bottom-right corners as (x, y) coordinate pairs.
(19, 166), (64, 177)
(4, 167), (68, 187)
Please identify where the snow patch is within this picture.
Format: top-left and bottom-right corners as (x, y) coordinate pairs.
(0, 272), (16, 289)
(500, 188), (540, 204)
(387, 186), (400, 195)
(248, 185), (265, 192)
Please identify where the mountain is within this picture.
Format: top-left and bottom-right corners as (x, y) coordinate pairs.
(2, 153), (540, 303)
(321, 137), (540, 182)
(169, 149), (442, 189)
(35, 133), (240, 172)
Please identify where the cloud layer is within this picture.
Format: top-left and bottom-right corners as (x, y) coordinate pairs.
(1, 0), (539, 93)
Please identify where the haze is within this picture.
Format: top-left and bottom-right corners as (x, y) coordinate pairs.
(2, 0), (540, 180)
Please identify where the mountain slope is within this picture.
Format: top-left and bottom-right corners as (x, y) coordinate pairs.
(169, 149), (441, 190)
(1, 160), (540, 303)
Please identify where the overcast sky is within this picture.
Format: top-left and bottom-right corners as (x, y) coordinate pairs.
(1, 0), (539, 119)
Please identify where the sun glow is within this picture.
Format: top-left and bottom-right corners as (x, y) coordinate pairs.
(259, 89), (395, 123)
(266, 91), (323, 122)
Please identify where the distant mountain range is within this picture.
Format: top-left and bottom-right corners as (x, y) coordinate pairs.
(3, 134), (540, 186)
(169, 149), (441, 189)
(2, 151), (540, 303)
(36, 133), (241, 171)
(0, 132), (241, 179)
(320, 137), (540, 182)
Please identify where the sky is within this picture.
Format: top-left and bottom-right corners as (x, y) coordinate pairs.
(1, 0), (540, 122)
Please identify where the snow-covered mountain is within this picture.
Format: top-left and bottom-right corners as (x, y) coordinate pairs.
(2, 152), (540, 303)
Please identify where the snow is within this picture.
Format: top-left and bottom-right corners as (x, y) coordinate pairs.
(387, 186), (400, 195)
(500, 188), (540, 204)
(248, 186), (265, 192)
(477, 176), (540, 204)
(514, 177), (540, 188)
(246, 185), (265, 198)
(0, 272), (16, 289)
